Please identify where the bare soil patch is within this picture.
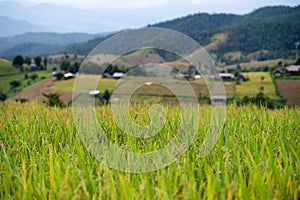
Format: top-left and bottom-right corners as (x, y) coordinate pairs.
(10, 78), (80, 105)
(276, 79), (300, 107)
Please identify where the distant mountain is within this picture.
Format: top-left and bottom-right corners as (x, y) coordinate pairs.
(0, 16), (47, 37)
(0, 32), (111, 59)
(1, 43), (62, 59)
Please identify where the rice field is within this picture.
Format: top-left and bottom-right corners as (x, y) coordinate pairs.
(235, 72), (279, 99)
(0, 102), (299, 199)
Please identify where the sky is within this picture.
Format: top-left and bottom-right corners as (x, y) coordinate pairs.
(0, 0), (299, 33)
(19, 0), (299, 14)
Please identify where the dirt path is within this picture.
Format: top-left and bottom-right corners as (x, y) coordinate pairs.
(10, 78), (80, 105)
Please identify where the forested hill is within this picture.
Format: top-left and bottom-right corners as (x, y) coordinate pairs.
(66, 5), (300, 65)
(150, 5), (300, 34)
(148, 5), (300, 63)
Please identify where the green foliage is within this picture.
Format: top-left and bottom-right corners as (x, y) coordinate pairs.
(42, 93), (63, 107)
(0, 103), (299, 199)
(54, 72), (64, 80)
(60, 60), (70, 71)
(15, 98), (28, 103)
(12, 55), (24, 67)
(24, 56), (31, 65)
(240, 92), (285, 109)
(34, 55), (42, 68)
(9, 80), (21, 88)
(0, 91), (7, 101)
(0, 71), (51, 99)
(101, 89), (111, 105)
(30, 74), (38, 81)
(43, 57), (48, 68)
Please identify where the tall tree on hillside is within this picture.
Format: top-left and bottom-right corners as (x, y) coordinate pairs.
(43, 57), (48, 69)
(34, 55), (42, 68)
(12, 55), (24, 68)
(24, 56), (31, 65)
(60, 60), (70, 72)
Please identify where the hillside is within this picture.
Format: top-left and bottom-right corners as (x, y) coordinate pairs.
(64, 5), (300, 66)
(0, 58), (19, 75)
(151, 5), (300, 65)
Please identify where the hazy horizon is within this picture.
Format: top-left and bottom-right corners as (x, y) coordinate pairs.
(0, 0), (299, 33)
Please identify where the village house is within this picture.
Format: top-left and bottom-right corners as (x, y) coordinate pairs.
(272, 68), (284, 76)
(285, 65), (300, 75)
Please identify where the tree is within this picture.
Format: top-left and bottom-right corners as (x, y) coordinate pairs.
(12, 55), (24, 68)
(42, 93), (63, 107)
(73, 62), (80, 73)
(30, 74), (38, 81)
(0, 91), (7, 101)
(54, 72), (64, 80)
(24, 56), (32, 65)
(34, 56), (42, 68)
(43, 57), (48, 69)
(188, 65), (195, 78)
(102, 89), (111, 105)
(60, 60), (70, 71)
(10, 80), (21, 88)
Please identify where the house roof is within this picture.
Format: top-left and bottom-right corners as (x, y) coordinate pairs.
(112, 72), (125, 78)
(286, 65), (300, 72)
(272, 68), (284, 73)
(89, 90), (100, 96)
(219, 73), (234, 78)
(64, 72), (74, 78)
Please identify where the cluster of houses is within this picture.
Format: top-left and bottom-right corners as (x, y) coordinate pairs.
(273, 65), (300, 76)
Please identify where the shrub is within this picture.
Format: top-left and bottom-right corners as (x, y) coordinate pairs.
(0, 92), (7, 101)
(10, 80), (21, 88)
(15, 98), (28, 103)
(240, 92), (285, 109)
(42, 93), (63, 107)
(30, 74), (38, 81)
(54, 72), (64, 80)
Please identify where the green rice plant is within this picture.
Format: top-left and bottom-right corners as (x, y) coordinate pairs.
(0, 102), (299, 199)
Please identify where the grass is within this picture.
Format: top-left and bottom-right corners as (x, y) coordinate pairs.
(0, 71), (52, 98)
(51, 75), (235, 102)
(0, 58), (20, 75)
(51, 75), (118, 92)
(0, 102), (299, 199)
(235, 72), (279, 99)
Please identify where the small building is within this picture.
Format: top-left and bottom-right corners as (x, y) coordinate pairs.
(102, 73), (111, 78)
(29, 63), (36, 69)
(211, 95), (226, 105)
(194, 75), (201, 79)
(285, 65), (300, 75)
(64, 72), (74, 79)
(112, 72), (125, 79)
(272, 68), (284, 76)
(89, 90), (100, 97)
(219, 73), (234, 81)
